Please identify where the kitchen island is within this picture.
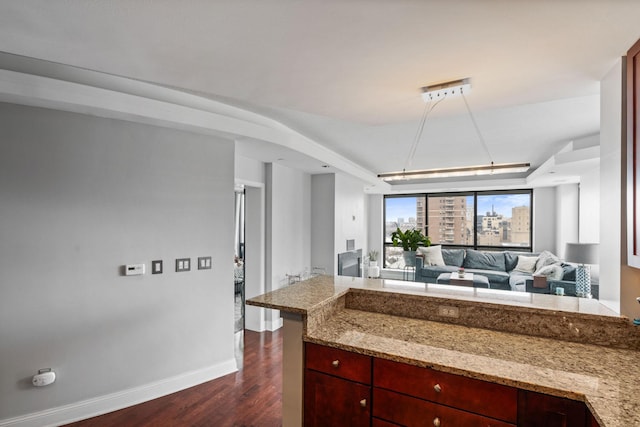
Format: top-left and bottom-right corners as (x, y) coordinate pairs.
(247, 275), (640, 427)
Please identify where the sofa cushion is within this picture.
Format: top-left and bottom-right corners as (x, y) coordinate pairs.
(417, 245), (445, 266)
(534, 263), (564, 280)
(509, 271), (530, 288)
(418, 265), (459, 279)
(463, 249), (506, 272)
(465, 269), (510, 288)
(442, 248), (465, 267)
(535, 250), (560, 270)
(513, 255), (538, 273)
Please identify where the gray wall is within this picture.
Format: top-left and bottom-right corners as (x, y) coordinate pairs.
(310, 174), (335, 275)
(0, 103), (236, 421)
(334, 174), (368, 263)
(533, 186), (557, 253)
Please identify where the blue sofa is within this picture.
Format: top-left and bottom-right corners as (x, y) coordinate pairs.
(414, 248), (592, 297)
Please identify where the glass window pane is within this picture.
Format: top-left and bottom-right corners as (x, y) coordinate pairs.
(476, 193), (531, 248)
(384, 196), (427, 243)
(427, 194), (474, 245)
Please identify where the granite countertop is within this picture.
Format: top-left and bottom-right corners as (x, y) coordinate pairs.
(247, 275), (640, 427)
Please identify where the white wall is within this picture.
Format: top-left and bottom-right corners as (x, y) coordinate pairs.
(367, 194), (384, 260)
(244, 185), (266, 332)
(310, 173), (368, 276)
(265, 163), (311, 329)
(579, 169), (601, 243)
(600, 59), (624, 312)
(555, 184), (579, 259)
(310, 174), (335, 274)
(235, 154), (265, 186)
(532, 187), (557, 253)
(334, 174), (368, 269)
(0, 103), (236, 424)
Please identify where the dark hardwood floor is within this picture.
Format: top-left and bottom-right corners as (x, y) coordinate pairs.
(64, 329), (282, 427)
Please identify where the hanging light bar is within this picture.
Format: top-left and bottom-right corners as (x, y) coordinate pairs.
(421, 78), (471, 102)
(378, 162), (531, 182)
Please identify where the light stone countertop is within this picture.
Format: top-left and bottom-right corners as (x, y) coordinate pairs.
(247, 275), (640, 427)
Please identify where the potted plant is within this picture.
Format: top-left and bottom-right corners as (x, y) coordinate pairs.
(368, 250), (379, 267)
(390, 228), (431, 267)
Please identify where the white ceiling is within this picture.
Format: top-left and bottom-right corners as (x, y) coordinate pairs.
(1, 0), (639, 188)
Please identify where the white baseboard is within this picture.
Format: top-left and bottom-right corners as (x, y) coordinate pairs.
(266, 317), (283, 331)
(0, 359), (238, 427)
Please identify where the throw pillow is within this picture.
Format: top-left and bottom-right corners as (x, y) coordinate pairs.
(417, 245), (445, 266)
(514, 255), (538, 274)
(462, 249), (506, 272)
(535, 250), (560, 271)
(534, 263), (564, 281)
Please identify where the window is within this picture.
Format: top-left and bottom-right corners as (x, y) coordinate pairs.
(476, 191), (531, 249)
(383, 195), (426, 268)
(383, 190), (532, 268)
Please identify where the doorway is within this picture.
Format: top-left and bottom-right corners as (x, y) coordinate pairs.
(234, 189), (245, 333)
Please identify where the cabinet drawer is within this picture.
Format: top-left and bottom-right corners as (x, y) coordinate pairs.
(373, 417), (401, 427)
(374, 388), (516, 427)
(306, 342), (372, 383)
(305, 370), (371, 427)
(374, 358), (517, 423)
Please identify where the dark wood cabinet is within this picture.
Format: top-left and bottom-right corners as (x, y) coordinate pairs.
(304, 343), (371, 427)
(304, 343), (598, 427)
(305, 342), (371, 383)
(374, 387), (515, 427)
(374, 358), (518, 424)
(304, 369), (371, 427)
(518, 390), (589, 427)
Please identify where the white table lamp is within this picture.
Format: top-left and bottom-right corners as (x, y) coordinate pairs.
(565, 243), (599, 298)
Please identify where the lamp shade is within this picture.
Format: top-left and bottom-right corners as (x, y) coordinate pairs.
(565, 243), (599, 265)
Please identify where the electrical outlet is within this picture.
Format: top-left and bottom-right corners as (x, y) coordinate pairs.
(437, 305), (460, 318)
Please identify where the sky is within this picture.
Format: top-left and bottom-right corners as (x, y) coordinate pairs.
(476, 194), (530, 217)
(386, 194), (530, 222)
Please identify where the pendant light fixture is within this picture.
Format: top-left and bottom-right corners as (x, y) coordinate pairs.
(378, 78), (530, 182)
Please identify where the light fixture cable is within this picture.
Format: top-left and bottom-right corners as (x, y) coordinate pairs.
(403, 95), (447, 173)
(461, 91), (494, 167)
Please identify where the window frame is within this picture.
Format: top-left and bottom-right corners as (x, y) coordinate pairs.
(383, 189), (533, 268)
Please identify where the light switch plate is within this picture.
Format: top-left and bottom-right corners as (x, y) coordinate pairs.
(152, 260), (163, 274)
(198, 256), (212, 270)
(176, 258), (190, 272)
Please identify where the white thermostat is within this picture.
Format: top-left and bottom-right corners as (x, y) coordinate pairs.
(125, 264), (145, 276)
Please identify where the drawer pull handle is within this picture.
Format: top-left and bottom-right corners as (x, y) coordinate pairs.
(331, 360), (340, 368)
(433, 383), (442, 393)
(360, 399), (367, 408)
(433, 417), (441, 427)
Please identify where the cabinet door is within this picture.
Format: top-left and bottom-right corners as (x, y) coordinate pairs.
(304, 369), (371, 427)
(518, 390), (588, 427)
